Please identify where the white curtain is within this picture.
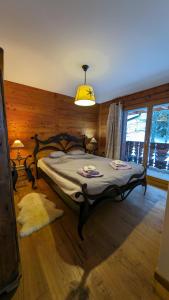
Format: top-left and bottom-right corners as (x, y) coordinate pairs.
(106, 103), (123, 159)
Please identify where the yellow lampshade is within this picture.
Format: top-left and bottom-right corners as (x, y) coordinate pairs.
(11, 139), (24, 149)
(75, 84), (95, 106)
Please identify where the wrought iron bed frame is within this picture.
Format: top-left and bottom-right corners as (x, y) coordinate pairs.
(31, 133), (147, 240)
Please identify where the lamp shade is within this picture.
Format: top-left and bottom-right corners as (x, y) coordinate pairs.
(90, 137), (97, 144)
(11, 139), (24, 149)
(74, 85), (95, 106)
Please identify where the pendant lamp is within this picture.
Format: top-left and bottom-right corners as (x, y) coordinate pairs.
(74, 65), (95, 106)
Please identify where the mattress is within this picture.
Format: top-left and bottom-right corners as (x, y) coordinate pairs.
(38, 155), (144, 203)
(38, 158), (84, 202)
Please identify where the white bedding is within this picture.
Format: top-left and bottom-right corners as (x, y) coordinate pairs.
(38, 155), (144, 203)
(38, 158), (84, 202)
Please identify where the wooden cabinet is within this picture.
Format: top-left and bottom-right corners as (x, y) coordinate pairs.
(0, 48), (20, 294)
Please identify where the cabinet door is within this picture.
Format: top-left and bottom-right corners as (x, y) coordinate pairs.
(0, 48), (20, 294)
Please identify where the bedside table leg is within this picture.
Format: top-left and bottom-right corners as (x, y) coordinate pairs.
(31, 176), (36, 189)
(11, 160), (18, 192)
(12, 170), (18, 192)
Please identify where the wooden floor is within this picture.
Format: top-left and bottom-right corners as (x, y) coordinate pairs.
(2, 179), (167, 300)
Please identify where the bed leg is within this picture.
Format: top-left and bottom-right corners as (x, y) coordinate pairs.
(144, 183), (147, 195)
(143, 177), (147, 195)
(78, 201), (90, 240)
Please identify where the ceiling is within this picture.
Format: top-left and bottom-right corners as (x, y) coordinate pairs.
(0, 0), (169, 103)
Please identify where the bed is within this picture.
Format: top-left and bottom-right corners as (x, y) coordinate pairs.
(31, 133), (147, 239)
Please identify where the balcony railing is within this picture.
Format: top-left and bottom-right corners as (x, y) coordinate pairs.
(125, 141), (169, 171)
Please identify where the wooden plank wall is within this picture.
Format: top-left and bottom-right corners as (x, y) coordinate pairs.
(98, 83), (169, 154)
(4, 81), (99, 158)
(4, 80), (169, 157)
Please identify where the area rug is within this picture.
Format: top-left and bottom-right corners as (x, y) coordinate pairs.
(17, 193), (64, 237)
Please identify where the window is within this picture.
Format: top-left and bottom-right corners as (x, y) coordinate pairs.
(122, 103), (169, 182)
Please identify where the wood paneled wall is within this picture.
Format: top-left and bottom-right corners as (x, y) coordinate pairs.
(98, 83), (169, 154)
(4, 81), (99, 157)
(4, 80), (169, 157)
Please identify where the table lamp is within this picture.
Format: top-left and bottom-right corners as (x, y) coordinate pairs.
(90, 137), (97, 144)
(88, 137), (97, 154)
(11, 139), (24, 163)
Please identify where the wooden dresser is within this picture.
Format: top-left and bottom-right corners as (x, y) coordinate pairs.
(0, 49), (20, 294)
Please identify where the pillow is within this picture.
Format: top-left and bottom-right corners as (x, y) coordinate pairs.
(49, 151), (65, 158)
(68, 149), (85, 155)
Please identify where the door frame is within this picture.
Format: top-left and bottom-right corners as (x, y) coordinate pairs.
(121, 102), (169, 190)
(143, 104), (153, 168)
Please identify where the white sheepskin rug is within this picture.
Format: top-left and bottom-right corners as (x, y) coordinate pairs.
(17, 193), (64, 237)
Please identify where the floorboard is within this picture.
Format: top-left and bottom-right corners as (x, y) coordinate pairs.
(1, 179), (167, 300)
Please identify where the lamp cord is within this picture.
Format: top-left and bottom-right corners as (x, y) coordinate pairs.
(84, 71), (86, 84)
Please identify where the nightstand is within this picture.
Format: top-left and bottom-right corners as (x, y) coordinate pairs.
(100, 152), (106, 157)
(87, 149), (98, 155)
(11, 155), (36, 191)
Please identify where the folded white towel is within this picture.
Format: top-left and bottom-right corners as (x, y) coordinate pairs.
(110, 161), (132, 170)
(83, 165), (96, 172)
(77, 168), (103, 178)
(112, 160), (128, 167)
